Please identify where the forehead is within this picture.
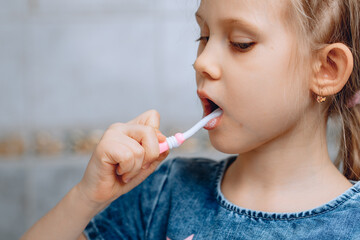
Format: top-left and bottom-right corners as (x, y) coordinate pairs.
(197, 0), (286, 28)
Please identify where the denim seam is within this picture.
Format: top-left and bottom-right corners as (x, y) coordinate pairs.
(353, 185), (360, 193)
(144, 158), (175, 239)
(214, 157), (360, 221)
(217, 192), (354, 221)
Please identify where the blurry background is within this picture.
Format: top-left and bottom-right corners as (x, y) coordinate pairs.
(0, 0), (340, 239)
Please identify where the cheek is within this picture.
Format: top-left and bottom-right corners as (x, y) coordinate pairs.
(223, 44), (306, 132)
(225, 56), (295, 112)
(240, 42), (299, 107)
(229, 72), (301, 125)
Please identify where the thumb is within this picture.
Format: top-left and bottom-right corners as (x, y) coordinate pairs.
(156, 129), (166, 143)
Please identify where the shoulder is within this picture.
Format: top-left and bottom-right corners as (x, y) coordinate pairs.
(344, 181), (360, 211)
(331, 184), (360, 236)
(343, 181), (360, 207)
(325, 181), (360, 222)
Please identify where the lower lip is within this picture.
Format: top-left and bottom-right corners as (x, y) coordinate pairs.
(204, 114), (223, 130)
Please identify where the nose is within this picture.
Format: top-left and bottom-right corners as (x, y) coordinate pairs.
(193, 42), (222, 81)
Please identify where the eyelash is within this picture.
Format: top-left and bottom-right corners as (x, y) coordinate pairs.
(196, 36), (209, 42)
(196, 36), (255, 52)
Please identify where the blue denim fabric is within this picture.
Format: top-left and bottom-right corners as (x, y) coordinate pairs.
(84, 156), (360, 240)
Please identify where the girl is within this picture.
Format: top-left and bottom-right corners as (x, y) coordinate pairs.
(22, 0), (360, 239)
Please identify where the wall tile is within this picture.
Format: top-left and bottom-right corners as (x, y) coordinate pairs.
(0, 164), (26, 240)
(28, 160), (87, 226)
(154, 17), (201, 130)
(155, 0), (199, 12)
(35, 0), (154, 14)
(25, 17), (158, 129)
(0, 24), (25, 131)
(0, 0), (27, 15)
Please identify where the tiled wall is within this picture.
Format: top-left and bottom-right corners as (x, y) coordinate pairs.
(0, 0), (341, 239)
(1, 0), (203, 132)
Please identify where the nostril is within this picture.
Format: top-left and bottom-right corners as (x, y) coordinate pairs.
(202, 71), (213, 80)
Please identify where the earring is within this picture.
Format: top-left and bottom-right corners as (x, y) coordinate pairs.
(316, 95), (327, 103)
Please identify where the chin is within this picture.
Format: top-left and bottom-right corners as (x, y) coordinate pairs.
(208, 131), (263, 155)
(208, 134), (241, 154)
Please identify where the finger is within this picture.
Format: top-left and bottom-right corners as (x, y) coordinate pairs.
(156, 129), (167, 143)
(127, 109), (160, 129)
(123, 124), (160, 166)
(95, 139), (135, 175)
(123, 159), (165, 186)
(107, 124), (163, 170)
(114, 144), (136, 175)
(137, 160), (163, 180)
(118, 137), (145, 180)
(156, 129), (170, 158)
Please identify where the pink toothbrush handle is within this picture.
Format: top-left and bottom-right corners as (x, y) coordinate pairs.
(159, 141), (169, 154)
(158, 133), (185, 154)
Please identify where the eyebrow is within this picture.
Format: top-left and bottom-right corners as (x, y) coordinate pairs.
(195, 11), (260, 37)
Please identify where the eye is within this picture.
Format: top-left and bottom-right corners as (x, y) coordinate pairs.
(230, 41), (255, 52)
(196, 36), (209, 43)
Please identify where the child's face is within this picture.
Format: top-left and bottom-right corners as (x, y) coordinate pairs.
(195, 0), (311, 154)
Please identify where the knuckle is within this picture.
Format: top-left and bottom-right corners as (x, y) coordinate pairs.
(119, 160), (131, 172)
(133, 155), (143, 168)
(145, 148), (157, 160)
(98, 138), (111, 146)
(98, 150), (115, 164)
(149, 152), (158, 161)
(109, 122), (124, 130)
(122, 150), (134, 161)
(98, 153), (109, 163)
(134, 146), (145, 158)
(94, 142), (109, 158)
(143, 125), (156, 136)
(96, 140), (113, 155)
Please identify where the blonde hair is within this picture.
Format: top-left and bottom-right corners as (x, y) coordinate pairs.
(288, 0), (360, 180)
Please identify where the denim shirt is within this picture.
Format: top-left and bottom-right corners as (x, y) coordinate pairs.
(84, 156), (360, 240)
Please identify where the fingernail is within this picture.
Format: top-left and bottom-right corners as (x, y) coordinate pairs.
(142, 163), (151, 170)
(156, 132), (166, 138)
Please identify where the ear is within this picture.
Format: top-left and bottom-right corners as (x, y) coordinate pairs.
(310, 43), (354, 97)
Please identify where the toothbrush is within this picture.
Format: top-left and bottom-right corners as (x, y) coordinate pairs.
(159, 108), (223, 154)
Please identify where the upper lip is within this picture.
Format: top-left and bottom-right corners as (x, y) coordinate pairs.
(197, 89), (222, 113)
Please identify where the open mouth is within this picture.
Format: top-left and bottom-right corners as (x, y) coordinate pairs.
(201, 98), (221, 116)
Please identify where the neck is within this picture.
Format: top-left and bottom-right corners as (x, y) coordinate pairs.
(235, 123), (331, 190)
(222, 112), (352, 212)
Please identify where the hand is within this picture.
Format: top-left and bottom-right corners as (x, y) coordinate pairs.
(76, 110), (169, 208)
